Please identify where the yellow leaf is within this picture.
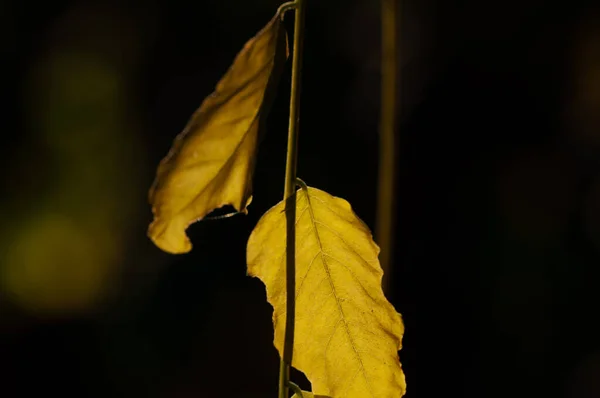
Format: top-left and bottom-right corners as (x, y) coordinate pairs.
(247, 186), (406, 398)
(148, 10), (288, 254)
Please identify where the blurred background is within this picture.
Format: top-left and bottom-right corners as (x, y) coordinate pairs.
(2, 0), (600, 397)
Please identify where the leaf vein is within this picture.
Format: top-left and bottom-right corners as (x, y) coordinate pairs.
(303, 188), (375, 398)
(314, 220), (378, 272)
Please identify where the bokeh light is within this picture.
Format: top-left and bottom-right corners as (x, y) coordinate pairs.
(1, 4), (145, 316)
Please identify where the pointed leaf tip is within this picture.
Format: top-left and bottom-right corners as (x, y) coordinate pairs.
(148, 10), (288, 254)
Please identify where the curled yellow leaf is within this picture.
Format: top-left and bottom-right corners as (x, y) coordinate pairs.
(247, 186), (406, 398)
(148, 10), (288, 254)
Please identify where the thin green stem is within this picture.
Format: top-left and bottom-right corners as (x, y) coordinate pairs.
(277, 1), (297, 16)
(288, 382), (304, 397)
(280, 0), (306, 397)
(376, 0), (399, 293)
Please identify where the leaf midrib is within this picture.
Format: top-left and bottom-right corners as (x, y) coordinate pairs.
(171, 53), (276, 220)
(301, 188), (374, 398)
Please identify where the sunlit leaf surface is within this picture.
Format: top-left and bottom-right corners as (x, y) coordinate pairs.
(148, 10), (288, 254)
(247, 186), (406, 398)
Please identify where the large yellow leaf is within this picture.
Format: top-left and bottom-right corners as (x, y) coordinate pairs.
(148, 10), (288, 254)
(247, 186), (406, 398)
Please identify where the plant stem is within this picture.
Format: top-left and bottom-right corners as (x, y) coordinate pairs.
(376, 0), (399, 293)
(280, 0), (306, 397)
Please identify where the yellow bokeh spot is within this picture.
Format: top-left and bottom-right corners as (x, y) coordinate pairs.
(2, 212), (113, 315)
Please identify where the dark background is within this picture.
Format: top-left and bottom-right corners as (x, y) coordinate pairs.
(2, 0), (600, 397)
